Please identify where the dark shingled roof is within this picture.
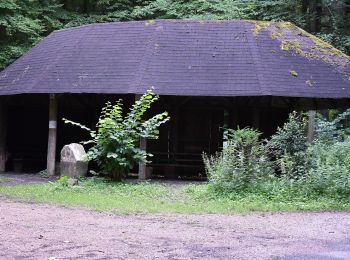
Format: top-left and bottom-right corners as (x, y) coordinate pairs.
(0, 19), (349, 97)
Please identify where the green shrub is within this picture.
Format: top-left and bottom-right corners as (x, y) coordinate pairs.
(267, 111), (309, 178)
(57, 176), (68, 186)
(202, 111), (350, 200)
(203, 128), (273, 191)
(301, 140), (350, 197)
(64, 89), (170, 181)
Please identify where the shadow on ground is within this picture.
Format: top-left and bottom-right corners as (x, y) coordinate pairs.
(0, 172), (56, 186)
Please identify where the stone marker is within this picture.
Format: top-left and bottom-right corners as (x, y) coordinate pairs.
(60, 143), (88, 178)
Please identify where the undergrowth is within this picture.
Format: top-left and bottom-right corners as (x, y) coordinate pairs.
(0, 175), (8, 183)
(203, 111), (350, 201)
(0, 177), (349, 214)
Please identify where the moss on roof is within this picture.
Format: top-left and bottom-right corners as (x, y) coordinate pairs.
(249, 20), (350, 69)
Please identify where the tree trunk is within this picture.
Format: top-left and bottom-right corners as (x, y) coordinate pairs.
(301, 0), (308, 14)
(307, 110), (316, 143)
(309, 0), (322, 32)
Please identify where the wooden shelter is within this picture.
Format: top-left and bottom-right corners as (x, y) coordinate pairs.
(0, 20), (349, 179)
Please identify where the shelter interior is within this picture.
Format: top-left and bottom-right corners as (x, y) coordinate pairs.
(1, 93), (334, 179)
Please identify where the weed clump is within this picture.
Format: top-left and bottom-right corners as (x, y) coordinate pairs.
(203, 128), (273, 191)
(203, 111), (350, 200)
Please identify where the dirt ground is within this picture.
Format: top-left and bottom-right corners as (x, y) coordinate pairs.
(0, 198), (349, 260)
(0, 173), (56, 186)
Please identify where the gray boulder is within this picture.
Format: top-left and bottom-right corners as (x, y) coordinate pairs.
(60, 143), (88, 178)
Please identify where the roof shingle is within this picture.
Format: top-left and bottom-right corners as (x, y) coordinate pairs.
(0, 19), (349, 98)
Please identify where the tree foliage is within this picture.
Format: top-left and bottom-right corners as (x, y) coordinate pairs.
(0, 0), (63, 68)
(315, 108), (350, 143)
(1, 0), (350, 69)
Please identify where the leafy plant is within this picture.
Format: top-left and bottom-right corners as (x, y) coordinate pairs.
(203, 128), (273, 191)
(315, 108), (350, 144)
(0, 0), (63, 69)
(301, 139), (350, 197)
(267, 111), (308, 178)
(57, 175), (68, 186)
(39, 169), (49, 178)
(64, 89), (170, 181)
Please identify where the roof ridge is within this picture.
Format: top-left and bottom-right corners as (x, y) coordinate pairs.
(52, 19), (243, 34)
(130, 21), (160, 94)
(244, 22), (267, 96)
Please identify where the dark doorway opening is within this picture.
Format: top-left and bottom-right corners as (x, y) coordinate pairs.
(7, 95), (48, 172)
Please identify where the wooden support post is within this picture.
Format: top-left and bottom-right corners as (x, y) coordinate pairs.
(307, 110), (316, 143)
(136, 94), (148, 180)
(0, 100), (7, 172)
(47, 94), (58, 176)
(139, 137), (147, 180)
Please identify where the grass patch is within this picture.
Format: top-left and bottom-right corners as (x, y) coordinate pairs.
(0, 175), (8, 183)
(0, 178), (349, 214)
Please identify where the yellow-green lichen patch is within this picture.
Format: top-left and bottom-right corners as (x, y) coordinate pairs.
(250, 20), (272, 37)
(290, 70), (298, 77)
(306, 80), (313, 87)
(248, 20), (350, 70)
(276, 21), (294, 30)
(281, 40), (302, 54)
(270, 31), (283, 40)
(145, 20), (156, 26)
(297, 27), (350, 64)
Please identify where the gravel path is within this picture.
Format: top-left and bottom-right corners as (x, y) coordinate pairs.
(0, 173), (56, 186)
(0, 198), (349, 259)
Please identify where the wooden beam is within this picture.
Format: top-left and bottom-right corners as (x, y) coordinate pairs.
(135, 94), (148, 180)
(307, 110), (316, 143)
(0, 100), (7, 172)
(139, 137), (147, 180)
(47, 94), (58, 176)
